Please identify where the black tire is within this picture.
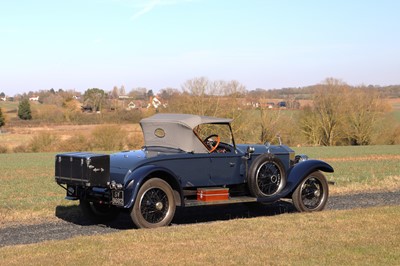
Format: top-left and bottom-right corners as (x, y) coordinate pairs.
(79, 199), (120, 223)
(248, 154), (286, 198)
(130, 178), (176, 229)
(292, 171), (329, 212)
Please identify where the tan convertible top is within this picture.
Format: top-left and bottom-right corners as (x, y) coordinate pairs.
(140, 113), (232, 153)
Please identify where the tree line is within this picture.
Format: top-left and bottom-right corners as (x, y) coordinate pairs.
(0, 77), (399, 147)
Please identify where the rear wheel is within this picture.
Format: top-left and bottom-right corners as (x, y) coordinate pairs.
(292, 171), (329, 212)
(79, 199), (120, 223)
(130, 178), (176, 229)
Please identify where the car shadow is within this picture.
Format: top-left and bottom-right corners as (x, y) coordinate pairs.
(55, 200), (296, 230)
(172, 201), (296, 225)
(55, 205), (135, 229)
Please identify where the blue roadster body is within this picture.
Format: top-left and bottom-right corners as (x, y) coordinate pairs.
(55, 113), (334, 228)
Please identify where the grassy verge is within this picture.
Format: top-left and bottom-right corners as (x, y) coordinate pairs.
(294, 145), (400, 194)
(0, 145), (399, 226)
(0, 206), (399, 265)
(0, 153), (70, 226)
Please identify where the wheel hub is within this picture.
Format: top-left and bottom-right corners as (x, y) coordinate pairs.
(155, 202), (164, 211)
(270, 175), (277, 183)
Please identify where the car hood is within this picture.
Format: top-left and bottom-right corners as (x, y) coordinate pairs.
(236, 144), (294, 155)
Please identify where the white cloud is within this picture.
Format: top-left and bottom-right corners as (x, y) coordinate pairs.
(129, 0), (195, 20)
(130, 0), (161, 20)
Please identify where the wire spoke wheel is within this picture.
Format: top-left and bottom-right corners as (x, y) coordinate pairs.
(292, 171), (329, 212)
(131, 178), (176, 228)
(248, 154), (286, 198)
(256, 161), (283, 196)
(140, 188), (169, 224)
(300, 177), (323, 209)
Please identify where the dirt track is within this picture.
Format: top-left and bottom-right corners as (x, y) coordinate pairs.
(1, 190), (399, 248)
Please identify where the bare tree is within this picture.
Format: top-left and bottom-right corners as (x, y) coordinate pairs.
(342, 88), (389, 145)
(220, 80), (247, 138)
(260, 108), (283, 144)
(159, 88), (180, 100)
(111, 86), (119, 99)
(178, 77), (221, 116)
(299, 78), (348, 146)
(299, 105), (323, 146)
(119, 85), (126, 96)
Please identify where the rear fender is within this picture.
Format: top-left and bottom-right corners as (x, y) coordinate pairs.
(123, 165), (183, 209)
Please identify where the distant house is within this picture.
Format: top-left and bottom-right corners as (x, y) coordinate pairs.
(247, 102), (259, 108)
(29, 96), (39, 101)
(127, 101), (136, 110)
(266, 102), (275, 109)
(0, 97), (6, 101)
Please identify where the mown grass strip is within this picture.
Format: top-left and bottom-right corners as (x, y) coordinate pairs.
(0, 206), (399, 265)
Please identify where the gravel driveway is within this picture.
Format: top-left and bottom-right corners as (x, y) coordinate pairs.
(1, 190), (399, 248)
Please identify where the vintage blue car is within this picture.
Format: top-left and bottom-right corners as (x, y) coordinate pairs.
(55, 113), (334, 228)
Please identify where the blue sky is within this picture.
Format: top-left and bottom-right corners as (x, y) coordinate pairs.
(1, 0), (399, 96)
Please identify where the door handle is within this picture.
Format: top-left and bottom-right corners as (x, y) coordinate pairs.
(229, 162), (235, 167)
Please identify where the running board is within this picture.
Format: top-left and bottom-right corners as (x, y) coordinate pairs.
(184, 196), (257, 207)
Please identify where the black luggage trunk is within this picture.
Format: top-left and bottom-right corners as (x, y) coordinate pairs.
(55, 152), (110, 187)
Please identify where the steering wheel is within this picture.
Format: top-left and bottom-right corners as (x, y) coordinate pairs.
(203, 134), (221, 153)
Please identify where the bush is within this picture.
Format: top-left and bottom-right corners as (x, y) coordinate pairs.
(91, 125), (128, 151)
(57, 134), (91, 152)
(125, 131), (144, 150)
(0, 144), (8, 153)
(105, 109), (143, 124)
(29, 132), (60, 152)
(35, 104), (65, 123)
(13, 144), (30, 153)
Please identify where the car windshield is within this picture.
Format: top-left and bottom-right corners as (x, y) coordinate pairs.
(194, 123), (233, 146)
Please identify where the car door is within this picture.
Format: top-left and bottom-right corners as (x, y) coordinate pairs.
(156, 154), (213, 188)
(208, 150), (244, 186)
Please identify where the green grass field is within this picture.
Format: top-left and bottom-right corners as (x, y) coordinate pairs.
(392, 109), (400, 122)
(0, 146), (399, 264)
(0, 145), (399, 226)
(293, 145), (400, 192)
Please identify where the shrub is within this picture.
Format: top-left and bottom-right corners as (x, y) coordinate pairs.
(0, 144), (8, 153)
(125, 131), (145, 150)
(13, 144), (30, 153)
(104, 109), (143, 124)
(35, 104), (65, 123)
(57, 134), (91, 152)
(29, 132), (60, 152)
(91, 125), (127, 151)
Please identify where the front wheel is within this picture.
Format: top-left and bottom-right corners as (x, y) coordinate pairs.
(130, 178), (176, 229)
(292, 171), (329, 212)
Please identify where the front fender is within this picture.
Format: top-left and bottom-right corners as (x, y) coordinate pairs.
(285, 159), (334, 193)
(258, 159), (334, 203)
(123, 165), (182, 209)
